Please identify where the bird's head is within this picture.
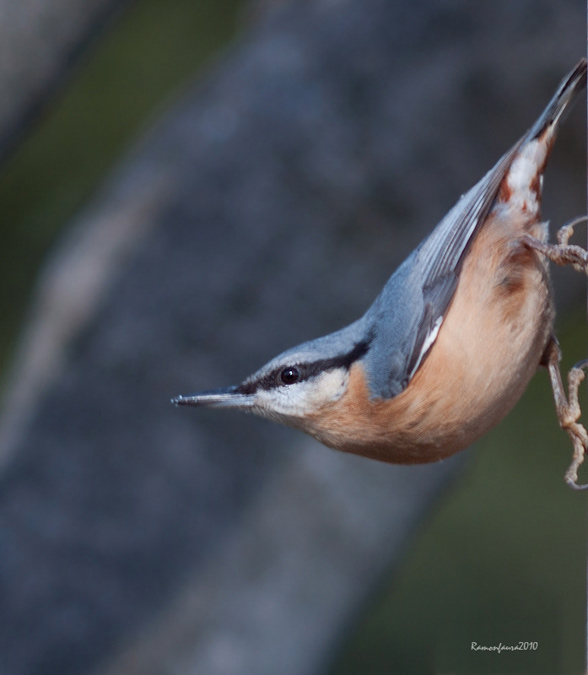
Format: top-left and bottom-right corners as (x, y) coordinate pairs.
(173, 321), (372, 430)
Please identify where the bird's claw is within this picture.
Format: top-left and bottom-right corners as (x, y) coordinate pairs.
(545, 338), (588, 489)
(522, 215), (588, 274)
(561, 361), (588, 490)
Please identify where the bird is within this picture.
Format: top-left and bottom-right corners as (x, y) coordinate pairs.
(173, 59), (588, 479)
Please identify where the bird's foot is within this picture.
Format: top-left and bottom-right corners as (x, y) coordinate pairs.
(522, 215), (588, 274)
(543, 338), (588, 489)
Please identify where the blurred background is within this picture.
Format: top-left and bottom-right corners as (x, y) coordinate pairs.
(0, 0), (585, 674)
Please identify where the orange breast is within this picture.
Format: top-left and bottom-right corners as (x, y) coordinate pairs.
(304, 213), (554, 463)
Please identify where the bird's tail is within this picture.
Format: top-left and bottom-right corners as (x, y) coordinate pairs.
(496, 59), (586, 217)
(527, 58), (586, 141)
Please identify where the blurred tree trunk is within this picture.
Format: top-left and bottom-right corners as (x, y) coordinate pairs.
(0, 1), (584, 675)
(0, 0), (132, 162)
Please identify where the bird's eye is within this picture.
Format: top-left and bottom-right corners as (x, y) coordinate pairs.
(280, 367), (300, 385)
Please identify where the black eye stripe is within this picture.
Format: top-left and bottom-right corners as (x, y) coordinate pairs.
(237, 337), (371, 395)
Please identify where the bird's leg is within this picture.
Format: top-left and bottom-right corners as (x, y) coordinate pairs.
(542, 337), (588, 489)
(522, 216), (588, 274)
(526, 218), (588, 488)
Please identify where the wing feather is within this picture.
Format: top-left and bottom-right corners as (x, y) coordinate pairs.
(366, 60), (587, 398)
(403, 145), (521, 378)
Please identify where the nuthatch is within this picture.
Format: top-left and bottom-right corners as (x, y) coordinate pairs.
(174, 60), (588, 487)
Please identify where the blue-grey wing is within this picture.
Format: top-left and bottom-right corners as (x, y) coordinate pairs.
(364, 144), (520, 399)
(363, 60), (587, 399)
(407, 144), (521, 371)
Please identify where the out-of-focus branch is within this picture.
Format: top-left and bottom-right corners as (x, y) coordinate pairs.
(0, 0), (132, 164)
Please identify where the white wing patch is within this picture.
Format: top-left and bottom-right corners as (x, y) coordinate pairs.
(409, 315), (444, 381)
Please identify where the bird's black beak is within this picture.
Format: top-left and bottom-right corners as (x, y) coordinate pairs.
(171, 385), (253, 409)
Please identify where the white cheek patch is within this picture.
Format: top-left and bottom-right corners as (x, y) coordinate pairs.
(255, 368), (349, 419)
(505, 139), (546, 217)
